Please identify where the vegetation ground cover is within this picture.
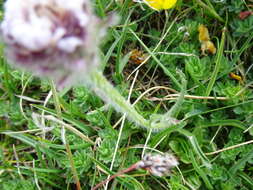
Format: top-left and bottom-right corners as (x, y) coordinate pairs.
(0, 0), (253, 189)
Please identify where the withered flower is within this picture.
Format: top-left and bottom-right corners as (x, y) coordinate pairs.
(137, 153), (179, 177)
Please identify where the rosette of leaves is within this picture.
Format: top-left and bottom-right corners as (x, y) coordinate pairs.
(0, 180), (36, 190)
(58, 149), (93, 183)
(230, 16), (253, 37)
(97, 128), (123, 167)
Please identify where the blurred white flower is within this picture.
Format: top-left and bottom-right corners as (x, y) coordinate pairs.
(1, 0), (108, 88)
(137, 153), (179, 177)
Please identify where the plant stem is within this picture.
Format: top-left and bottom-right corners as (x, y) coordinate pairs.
(165, 70), (187, 118)
(88, 70), (150, 129)
(92, 163), (138, 190)
(149, 70), (187, 130)
(88, 70), (188, 131)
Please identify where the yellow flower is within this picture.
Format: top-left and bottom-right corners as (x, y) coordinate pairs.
(143, 0), (177, 11)
(198, 24), (216, 55)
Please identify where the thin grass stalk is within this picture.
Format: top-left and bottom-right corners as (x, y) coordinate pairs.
(205, 27), (226, 97)
(50, 81), (82, 190)
(195, 0), (224, 22)
(129, 28), (182, 89)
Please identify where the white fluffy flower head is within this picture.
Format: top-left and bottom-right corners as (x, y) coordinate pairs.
(1, 0), (107, 87)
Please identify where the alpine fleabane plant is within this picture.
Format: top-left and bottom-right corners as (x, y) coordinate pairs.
(1, 0), (186, 131)
(1, 0), (150, 128)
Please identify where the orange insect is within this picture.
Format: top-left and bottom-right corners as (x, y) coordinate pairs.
(198, 24), (216, 55)
(229, 72), (243, 83)
(129, 49), (148, 64)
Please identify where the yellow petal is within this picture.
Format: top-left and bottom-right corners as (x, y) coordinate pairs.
(143, 0), (177, 11)
(162, 0), (177, 9)
(198, 24), (210, 42)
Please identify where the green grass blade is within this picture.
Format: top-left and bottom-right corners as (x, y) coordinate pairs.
(205, 27), (226, 97)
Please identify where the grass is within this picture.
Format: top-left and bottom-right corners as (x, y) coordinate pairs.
(1, 0), (253, 189)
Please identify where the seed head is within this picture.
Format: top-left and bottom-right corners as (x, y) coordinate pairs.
(137, 153), (178, 177)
